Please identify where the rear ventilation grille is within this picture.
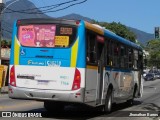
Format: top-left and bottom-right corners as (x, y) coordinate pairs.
(35, 55), (53, 59)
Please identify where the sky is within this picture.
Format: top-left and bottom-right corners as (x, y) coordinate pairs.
(7, 0), (160, 34)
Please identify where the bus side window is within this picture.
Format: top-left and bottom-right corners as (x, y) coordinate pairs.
(138, 51), (143, 69)
(86, 35), (90, 62)
(120, 45), (128, 68)
(134, 50), (138, 69)
(113, 43), (119, 67)
(125, 47), (128, 68)
(105, 40), (110, 66)
(120, 45), (125, 68)
(86, 31), (97, 64)
(97, 37), (104, 60)
(128, 48), (133, 69)
(109, 40), (113, 66)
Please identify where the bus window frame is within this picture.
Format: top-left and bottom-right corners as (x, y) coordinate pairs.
(104, 38), (143, 71)
(17, 23), (78, 48)
(85, 28), (143, 71)
(86, 29), (98, 66)
(86, 29), (105, 66)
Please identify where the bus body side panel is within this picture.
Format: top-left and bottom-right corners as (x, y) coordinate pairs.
(84, 66), (135, 106)
(133, 71), (143, 98)
(103, 68), (135, 104)
(84, 22), (105, 106)
(84, 66), (98, 106)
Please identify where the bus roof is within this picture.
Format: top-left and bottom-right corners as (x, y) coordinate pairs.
(16, 18), (78, 26)
(84, 21), (142, 50)
(15, 18), (142, 50)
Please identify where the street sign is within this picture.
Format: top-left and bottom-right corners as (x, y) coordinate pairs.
(0, 0), (5, 65)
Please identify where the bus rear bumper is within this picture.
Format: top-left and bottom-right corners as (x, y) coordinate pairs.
(8, 85), (84, 103)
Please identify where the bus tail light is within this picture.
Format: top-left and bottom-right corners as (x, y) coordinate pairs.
(10, 66), (16, 87)
(17, 20), (21, 25)
(72, 68), (81, 90)
(76, 21), (80, 25)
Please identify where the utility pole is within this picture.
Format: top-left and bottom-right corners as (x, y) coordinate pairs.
(0, 0), (5, 65)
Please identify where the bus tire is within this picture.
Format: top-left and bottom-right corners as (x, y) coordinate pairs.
(44, 101), (64, 112)
(104, 88), (113, 113)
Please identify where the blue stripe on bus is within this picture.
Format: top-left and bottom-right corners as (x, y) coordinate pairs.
(19, 47), (71, 67)
(106, 67), (131, 73)
(76, 21), (86, 68)
(104, 29), (142, 50)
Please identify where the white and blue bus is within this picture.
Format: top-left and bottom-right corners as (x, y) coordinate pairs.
(9, 18), (143, 112)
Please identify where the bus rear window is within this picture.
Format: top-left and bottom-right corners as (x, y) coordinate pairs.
(18, 24), (77, 47)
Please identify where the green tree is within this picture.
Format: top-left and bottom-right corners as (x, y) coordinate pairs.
(92, 21), (136, 43)
(104, 22), (136, 42)
(146, 39), (160, 67)
(1, 40), (11, 48)
(7, 40), (12, 47)
(1, 40), (8, 47)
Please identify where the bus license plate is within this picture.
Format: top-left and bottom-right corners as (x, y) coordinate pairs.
(37, 80), (49, 85)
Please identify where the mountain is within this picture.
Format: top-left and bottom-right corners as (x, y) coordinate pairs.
(127, 27), (154, 45)
(2, 0), (154, 45)
(1, 0), (50, 39)
(59, 13), (93, 22)
(60, 14), (154, 45)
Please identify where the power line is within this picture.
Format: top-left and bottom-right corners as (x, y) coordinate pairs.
(1, 21), (12, 29)
(3, 0), (87, 14)
(0, 0), (88, 37)
(2, 28), (12, 33)
(5, 0), (87, 14)
(43, 0), (87, 13)
(5, 0), (79, 12)
(1, 28), (12, 34)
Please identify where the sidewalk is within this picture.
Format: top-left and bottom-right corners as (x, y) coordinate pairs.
(0, 86), (8, 94)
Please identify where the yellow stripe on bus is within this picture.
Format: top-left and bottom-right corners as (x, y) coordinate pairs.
(70, 38), (79, 67)
(85, 22), (104, 35)
(14, 36), (20, 65)
(87, 65), (98, 70)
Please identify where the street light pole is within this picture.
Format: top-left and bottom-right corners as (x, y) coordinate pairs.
(2, 0), (20, 13)
(0, 0), (5, 65)
(0, 0), (20, 65)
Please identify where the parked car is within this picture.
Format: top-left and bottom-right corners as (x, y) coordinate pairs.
(143, 71), (147, 78)
(144, 73), (154, 81)
(152, 73), (157, 79)
(155, 73), (160, 79)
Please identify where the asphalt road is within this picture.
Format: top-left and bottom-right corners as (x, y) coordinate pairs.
(0, 79), (160, 120)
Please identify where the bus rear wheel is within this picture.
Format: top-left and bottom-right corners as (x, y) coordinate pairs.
(103, 89), (113, 113)
(44, 101), (64, 112)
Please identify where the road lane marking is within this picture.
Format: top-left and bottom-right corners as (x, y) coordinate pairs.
(0, 101), (43, 110)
